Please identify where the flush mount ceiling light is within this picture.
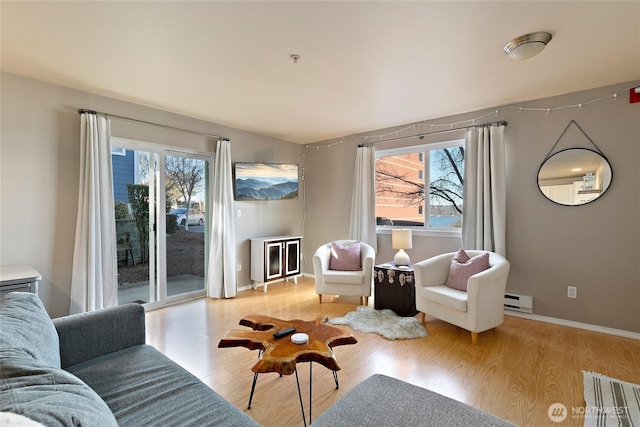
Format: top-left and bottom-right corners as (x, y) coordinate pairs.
(503, 32), (552, 60)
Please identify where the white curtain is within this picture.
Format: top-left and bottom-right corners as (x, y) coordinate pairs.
(207, 139), (237, 298)
(349, 145), (377, 251)
(462, 124), (507, 256)
(70, 112), (118, 314)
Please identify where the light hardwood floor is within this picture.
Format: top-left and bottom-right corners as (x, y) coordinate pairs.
(145, 277), (640, 427)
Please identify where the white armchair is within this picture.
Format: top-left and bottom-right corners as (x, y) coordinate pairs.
(413, 250), (510, 345)
(313, 240), (375, 306)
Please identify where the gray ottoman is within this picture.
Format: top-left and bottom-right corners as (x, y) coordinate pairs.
(311, 374), (515, 426)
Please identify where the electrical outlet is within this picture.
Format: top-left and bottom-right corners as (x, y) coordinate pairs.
(237, 263), (242, 272)
(567, 286), (577, 299)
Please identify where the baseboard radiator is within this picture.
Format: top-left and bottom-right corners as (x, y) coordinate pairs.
(504, 293), (533, 314)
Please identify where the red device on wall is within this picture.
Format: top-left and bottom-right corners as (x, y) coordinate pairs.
(630, 87), (640, 103)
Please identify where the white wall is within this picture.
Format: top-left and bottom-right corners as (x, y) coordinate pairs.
(304, 81), (640, 333)
(0, 72), (303, 318)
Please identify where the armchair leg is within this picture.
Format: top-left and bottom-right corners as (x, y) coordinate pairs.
(471, 332), (478, 345)
(362, 297), (368, 306)
(420, 312), (425, 324)
(318, 295), (322, 304)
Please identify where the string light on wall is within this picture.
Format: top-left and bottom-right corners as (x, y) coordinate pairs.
(304, 84), (636, 150)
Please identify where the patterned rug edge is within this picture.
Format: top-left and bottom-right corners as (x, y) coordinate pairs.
(582, 370), (640, 427)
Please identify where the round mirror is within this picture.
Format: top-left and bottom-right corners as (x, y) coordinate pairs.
(537, 148), (612, 206)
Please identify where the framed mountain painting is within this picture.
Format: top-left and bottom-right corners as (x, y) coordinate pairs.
(234, 162), (299, 201)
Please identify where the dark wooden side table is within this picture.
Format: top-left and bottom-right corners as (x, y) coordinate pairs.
(374, 262), (418, 317)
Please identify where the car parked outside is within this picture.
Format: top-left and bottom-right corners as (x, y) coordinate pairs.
(169, 208), (205, 226)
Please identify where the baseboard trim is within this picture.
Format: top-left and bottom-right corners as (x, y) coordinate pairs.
(505, 311), (640, 340)
(237, 284), (253, 292)
(237, 276), (302, 293)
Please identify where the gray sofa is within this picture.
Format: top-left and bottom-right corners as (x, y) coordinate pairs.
(0, 292), (514, 427)
(0, 292), (258, 427)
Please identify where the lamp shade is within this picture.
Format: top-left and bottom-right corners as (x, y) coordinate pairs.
(392, 229), (412, 250)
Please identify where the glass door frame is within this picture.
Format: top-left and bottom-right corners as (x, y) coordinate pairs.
(265, 241), (283, 281)
(285, 239), (300, 276)
(112, 137), (214, 310)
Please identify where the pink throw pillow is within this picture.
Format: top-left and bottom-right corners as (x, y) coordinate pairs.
(446, 249), (490, 291)
(329, 241), (362, 271)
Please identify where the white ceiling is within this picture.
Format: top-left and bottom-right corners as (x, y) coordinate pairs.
(1, 1), (639, 144)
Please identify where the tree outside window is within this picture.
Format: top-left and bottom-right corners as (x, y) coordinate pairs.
(165, 155), (205, 229)
(375, 140), (464, 229)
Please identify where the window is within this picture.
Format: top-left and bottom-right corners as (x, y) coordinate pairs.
(375, 139), (464, 231)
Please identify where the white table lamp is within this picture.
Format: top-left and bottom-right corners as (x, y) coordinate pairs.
(392, 229), (412, 266)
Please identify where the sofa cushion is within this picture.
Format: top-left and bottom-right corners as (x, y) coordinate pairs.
(323, 270), (365, 285)
(66, 344), (259, 426)
(0, 293), (60, 368)
(446, 249), (490, 292)
(421, 285), (468, 312)
(329, 241), (362, 271)
(0, 354), (117, 427)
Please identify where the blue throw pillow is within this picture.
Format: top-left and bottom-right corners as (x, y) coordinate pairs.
(0, 292), (60, 368)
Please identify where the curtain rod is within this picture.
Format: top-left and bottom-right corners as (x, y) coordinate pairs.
(78, 109), (228, 141)
(358, 120), (507, 147)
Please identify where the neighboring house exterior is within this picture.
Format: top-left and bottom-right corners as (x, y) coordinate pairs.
(375, 153), (424, 225)
(112, 148), (135, 203)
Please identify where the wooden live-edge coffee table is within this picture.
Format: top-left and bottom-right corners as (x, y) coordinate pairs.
(218, 314), (357, 426)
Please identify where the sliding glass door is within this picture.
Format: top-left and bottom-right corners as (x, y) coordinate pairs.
(112, 140), (211, 308)
(165, 153), (209, 299)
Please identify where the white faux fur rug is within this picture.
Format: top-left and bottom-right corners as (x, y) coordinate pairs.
(329, 306), (427, 340)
